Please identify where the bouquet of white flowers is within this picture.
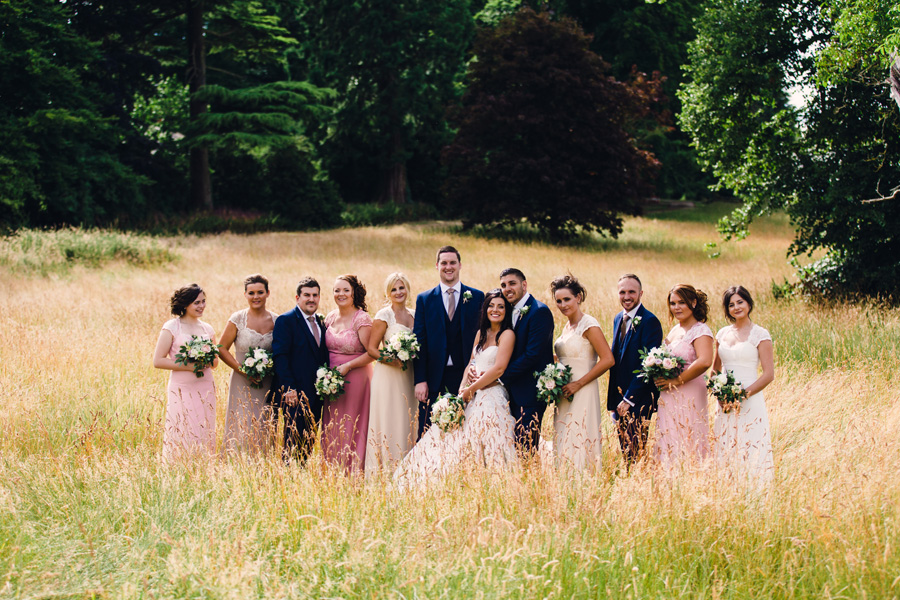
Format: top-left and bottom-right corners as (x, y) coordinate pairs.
(314, 365), (346, 402)
(379, 330), (420, 371)
(706, 370), (746, 413)
(431, 392), (465, 433)
(534, 362), (574, 405)
(635, 346), (687, 386)
(240, 346), (274, 388)
(174, 335), (221, 378)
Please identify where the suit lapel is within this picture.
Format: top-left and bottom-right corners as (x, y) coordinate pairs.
(433, 286), (447, 337)
(618, 305), (645, 359)
(295, 306), (319, 351)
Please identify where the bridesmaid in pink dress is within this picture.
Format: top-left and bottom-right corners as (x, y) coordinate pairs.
(152, 283), (218, 462)
(653, 284), (715, 467)
(322, 275), (374, 473)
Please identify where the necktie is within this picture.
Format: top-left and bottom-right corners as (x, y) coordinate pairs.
(308, 315), (320, 346)
(618, 315), (630, 346)
(513, 307), (521, 327)
(446, 288), (457, 320)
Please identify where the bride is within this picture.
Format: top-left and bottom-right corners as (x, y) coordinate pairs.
(394, 289), (518, 489)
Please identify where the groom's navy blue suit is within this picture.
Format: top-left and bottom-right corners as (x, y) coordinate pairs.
(503, 295), (555, 453)
(413, 284), (484, 438)
(607, 303), (663, 460)
(272, 306), (329, 460)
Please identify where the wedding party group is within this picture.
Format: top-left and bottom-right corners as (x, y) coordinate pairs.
(152, 245), (776, 488)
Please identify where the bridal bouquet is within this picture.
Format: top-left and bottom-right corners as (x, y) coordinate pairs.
(534, 362), (573, 404)
(240, 346), (274, 388)
(379, 330), (420, 371)
(315, 365), (345, 402)
(175, 335), (221, 378)
(706, 370), (746, 413)
(431, 392), (465, 433)
(635, 346), (687, 385)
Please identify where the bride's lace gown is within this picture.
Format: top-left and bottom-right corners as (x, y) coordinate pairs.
(394, 346), (517, 489)
(713, 324), (774, 486)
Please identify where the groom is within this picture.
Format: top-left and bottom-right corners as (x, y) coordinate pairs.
(272, 277), (329, 462)
(413, 246), (484, 439)
(607, 273), (664, 465)
(497, 268), (554, 454)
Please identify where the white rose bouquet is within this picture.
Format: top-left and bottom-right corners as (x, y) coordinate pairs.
(378, 330), (420, 371)
(314, 365), (346, 402)
(634, 346), (687, 386)
(706, 370), (746, 413)
(240, 346), (274, 388)
(174, 335), (220, 378)
(534, 362), (573, 405)
(431, 392), (466, 433)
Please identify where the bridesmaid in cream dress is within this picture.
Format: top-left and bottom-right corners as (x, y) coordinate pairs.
(550, 274), (615, 470)
(712, 286), (775, 486)
(218, 274), (278, 456)
(364, 272), (417, 476)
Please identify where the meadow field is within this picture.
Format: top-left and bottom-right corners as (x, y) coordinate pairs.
(1, 206), (899, 598)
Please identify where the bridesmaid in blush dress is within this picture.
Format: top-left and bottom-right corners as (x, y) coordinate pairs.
(549, 274), (614, 471)
(712, 286), (775, 487)
(152, 283), (218, 462)
(218, 274), (278, 456)
(653, 284), (715, 467)
(364, 272), (417, 476)
(322, 274), (374, 474)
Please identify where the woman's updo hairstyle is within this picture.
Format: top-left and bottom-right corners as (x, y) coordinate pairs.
(337, 274), (368, 312)
(243, 273), (269, 292)
(667, 284), (709, 323)
(722, 285), (754, 323)
(170, 283), (204, 316)
(550, 273), (586, 302)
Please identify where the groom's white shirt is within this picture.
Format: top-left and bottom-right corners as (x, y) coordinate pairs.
(619, 303), (642, 407)
(439, 281), (462, 366)
(512, 293), (532, 327)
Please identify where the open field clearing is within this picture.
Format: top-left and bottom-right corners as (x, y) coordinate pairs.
(1, 206), (898, 598)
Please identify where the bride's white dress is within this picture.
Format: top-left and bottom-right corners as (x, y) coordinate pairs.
(394, 346), (517, 489)
(713, 324), (775, 486)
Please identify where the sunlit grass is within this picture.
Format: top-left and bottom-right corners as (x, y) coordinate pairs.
(1, 207), (898, 598)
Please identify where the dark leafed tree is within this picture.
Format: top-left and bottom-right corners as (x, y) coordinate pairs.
(442, 8), (661, 239)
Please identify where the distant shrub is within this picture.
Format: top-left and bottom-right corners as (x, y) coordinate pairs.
(139, 210), (284, 235)
(341, 202), (440, 227)
(0, 228), (176, 275)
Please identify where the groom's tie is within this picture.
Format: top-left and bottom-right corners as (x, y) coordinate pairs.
(446, 288), (457, 320)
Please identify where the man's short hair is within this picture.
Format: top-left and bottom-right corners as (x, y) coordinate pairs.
(296, 277), (320, 296)
(618, 273), (642, 289)
(500, 267), (526, 281)
(436, 245), (461, 262)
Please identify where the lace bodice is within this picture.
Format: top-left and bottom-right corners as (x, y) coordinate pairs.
(716, 324), (772, 387)
(554, 314), (600, 362)
(325, 309), (373, 355)
(228, 309), (276, 362)
(375, 306), (414, 344)
(666, 321), (713, 364)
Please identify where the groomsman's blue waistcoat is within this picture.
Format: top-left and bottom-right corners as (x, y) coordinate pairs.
(607, 303), (664, 417)
(413, 284), (484, 400)
(271, 306), (329, 414)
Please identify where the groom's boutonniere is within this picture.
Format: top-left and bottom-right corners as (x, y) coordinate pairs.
(519, 305), (530, 316)
(462, 290), (473, 303)
(631, 316), (642, 330)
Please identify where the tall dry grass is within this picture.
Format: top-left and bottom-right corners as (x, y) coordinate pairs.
(1, 207), (898, 598)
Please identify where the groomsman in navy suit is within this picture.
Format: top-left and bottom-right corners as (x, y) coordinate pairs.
(413, 246), (484, 439)
(607, 274), (664, 465)
(272, 277), (329, 462)
(497, 268), (554, 454)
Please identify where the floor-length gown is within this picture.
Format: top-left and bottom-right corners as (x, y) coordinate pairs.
(553, 314), (604, 470)
(713, 324), (775, 486)
(394, 346), (517, 490)
(161, 318), (217, 461)
(654, 321), (714, 466)
(365, 306), (417, 476)
(223, 308), (277, 456)
(322, 309), (373, 473)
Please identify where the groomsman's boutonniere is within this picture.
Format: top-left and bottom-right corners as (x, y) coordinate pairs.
(631, 316), (642, 330)
(519, 305), (531, 316)
(462, 290), (473, 303)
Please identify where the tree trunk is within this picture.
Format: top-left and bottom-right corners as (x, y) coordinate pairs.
(187, 0), (212, 211)
(379, 128), (408, 204)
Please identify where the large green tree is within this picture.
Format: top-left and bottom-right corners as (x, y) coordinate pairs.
(679, 0), (900, 298)
(443, 9), (660, 239)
